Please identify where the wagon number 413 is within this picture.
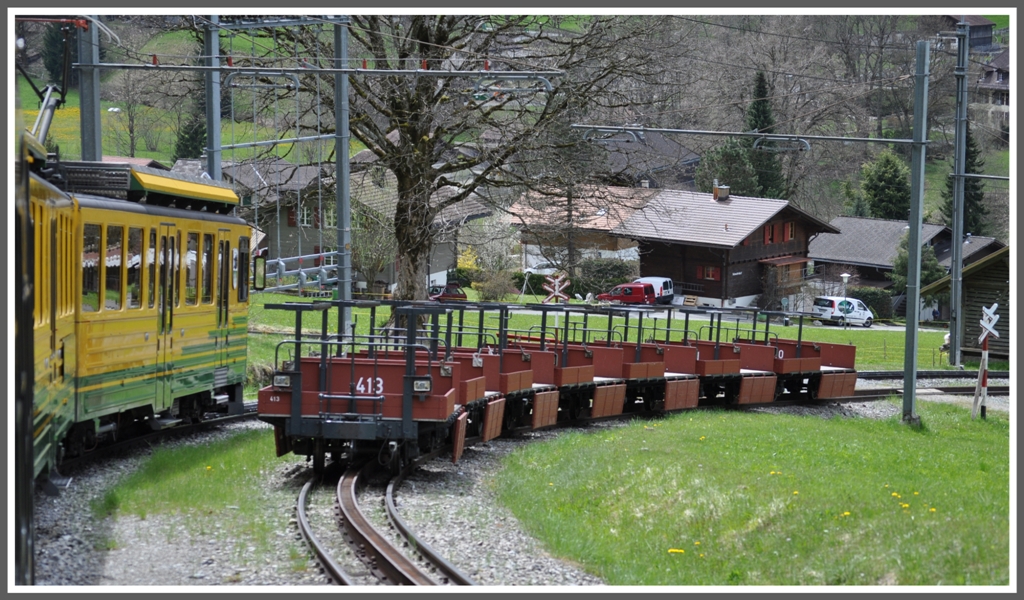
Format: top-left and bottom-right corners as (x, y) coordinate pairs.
(357, 377), (385, 394)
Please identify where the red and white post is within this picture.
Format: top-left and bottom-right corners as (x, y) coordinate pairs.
(971, 336), (989, 420)
(973, 303), (999, 420)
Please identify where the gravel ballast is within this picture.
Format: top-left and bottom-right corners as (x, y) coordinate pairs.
(31, 384), (1008, 587)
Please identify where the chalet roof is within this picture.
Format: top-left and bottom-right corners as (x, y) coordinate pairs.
(934, 235), (1006, 268)
(511, 185), (659, 233)
(988, 48), (1010, 72)
(944, 15), (996, 28)
(610, 189), (837, 248)
(597, 130), (699, 179)
(808, 216), (949, 269)
(921, 246), (1010, 296)
(222, 159), (330, 195)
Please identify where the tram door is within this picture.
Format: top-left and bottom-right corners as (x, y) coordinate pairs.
(156, 224), (177, 407)
(215, 229), (231, 368)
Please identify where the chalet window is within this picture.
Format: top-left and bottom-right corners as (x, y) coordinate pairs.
(783, 221), (795, 242)
(764, 224), (775, 244)
(323, 206), (337, 229)
(697, 266), (721, 281)
(300, 205), (314, 227)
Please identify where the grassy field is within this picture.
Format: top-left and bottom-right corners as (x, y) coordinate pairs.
(496, 401), (1010, 585)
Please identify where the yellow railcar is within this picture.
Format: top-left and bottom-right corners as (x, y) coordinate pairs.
(25, 154), (252, 472)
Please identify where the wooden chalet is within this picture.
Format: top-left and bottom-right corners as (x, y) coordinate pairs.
(610, 186), (838, 308)
(921, 246), (1010, 359)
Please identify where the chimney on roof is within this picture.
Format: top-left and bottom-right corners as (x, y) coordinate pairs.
(641, 179), (649, 188)
(712, 179), (730, 201)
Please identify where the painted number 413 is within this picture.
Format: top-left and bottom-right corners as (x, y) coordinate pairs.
(357, 377), (384, 394)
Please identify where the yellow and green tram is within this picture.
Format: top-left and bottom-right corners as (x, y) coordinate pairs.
(25, 138), (253, 479)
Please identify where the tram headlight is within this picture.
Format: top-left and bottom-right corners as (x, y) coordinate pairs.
(273, 374), (292, 388)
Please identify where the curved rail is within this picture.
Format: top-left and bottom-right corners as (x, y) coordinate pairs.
(296, 477), (355, 585)
(336, 463), (436, 585)
(385, 458), (477, 586)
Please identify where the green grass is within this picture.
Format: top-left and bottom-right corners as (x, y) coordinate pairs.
(496, 401), (1010, 585)
(91, 428), (303, 567)
(984, 15), (1010, 29)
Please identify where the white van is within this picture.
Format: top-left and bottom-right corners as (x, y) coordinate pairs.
(812, 296), (874, 327)
(634, 277), (674, 305)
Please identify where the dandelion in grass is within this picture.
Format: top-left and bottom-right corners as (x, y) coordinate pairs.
(668, 548), (685, 554)
(694, 541), (701, 546)
(891, 492), (899, 498)
(699, 436), (706, 441)
(793, 491), (799, 495)
(930, 508), (937, 513)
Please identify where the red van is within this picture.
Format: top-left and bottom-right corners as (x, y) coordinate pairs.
(596, 282), (657, 305)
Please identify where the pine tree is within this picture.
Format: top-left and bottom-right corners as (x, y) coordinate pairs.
(744, 71), (787, 199)
(172, 106), (206, 163)
(41, 22), (78, 87)
(887, 232), (947, 295)
(860, 149), (911, 220)
(940, 122), (988, 236)
(694, 138), (762, 197)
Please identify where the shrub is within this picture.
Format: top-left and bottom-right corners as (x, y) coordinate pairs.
(510, 271), (550, 295)
(849, 286), (893, 319)
(473, 270), (516, 302)
(572, 258), (639, 296)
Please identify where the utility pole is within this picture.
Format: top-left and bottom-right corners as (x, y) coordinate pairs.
(78, 16), (101, 161)
(949, 21), (969, 367)
(204, 15), (221, 181)
(902, 40), (930, 425)
(335, 19), (353, 334)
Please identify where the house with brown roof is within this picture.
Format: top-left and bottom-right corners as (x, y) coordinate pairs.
(941, 15), (997, 51)
(610, 186), (839, 308)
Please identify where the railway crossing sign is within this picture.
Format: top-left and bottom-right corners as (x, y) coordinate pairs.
(978, 303), (1000, 344)
(542, 274), (570, 304)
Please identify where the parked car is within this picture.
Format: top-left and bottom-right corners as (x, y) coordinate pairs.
(596, 282), (657, 305)
(634, 277), (674, 305)
(429, 283), (468, 302)
(524, 262), (560, 276)
(811, 296), (873, 327)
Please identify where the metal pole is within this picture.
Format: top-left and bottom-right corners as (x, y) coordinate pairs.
(949, 21), (969, 367)
(335, 19), (353, 335)
(902, 40), (931, 425)
(78, 16), (101, 161)
(204, 15), (222, 181)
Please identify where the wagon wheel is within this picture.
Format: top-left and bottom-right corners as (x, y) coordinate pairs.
(772, 379), (785, 402)
(312, 439), (326, 475)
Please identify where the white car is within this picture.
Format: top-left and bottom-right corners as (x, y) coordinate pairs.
(812, 296), (874, 327)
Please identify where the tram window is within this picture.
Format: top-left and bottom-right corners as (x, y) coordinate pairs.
(173, 232), (181, 307)
(148, 229), (156, 308)
(202, 234), (214, 304)
(82, 224), (101, 312)
(238, 237), (250, 302)
(185, 232), (199, 305)
(127, 227), (143, 309)
(232, 247), (239, 290)
(106, 226), (123, 310)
